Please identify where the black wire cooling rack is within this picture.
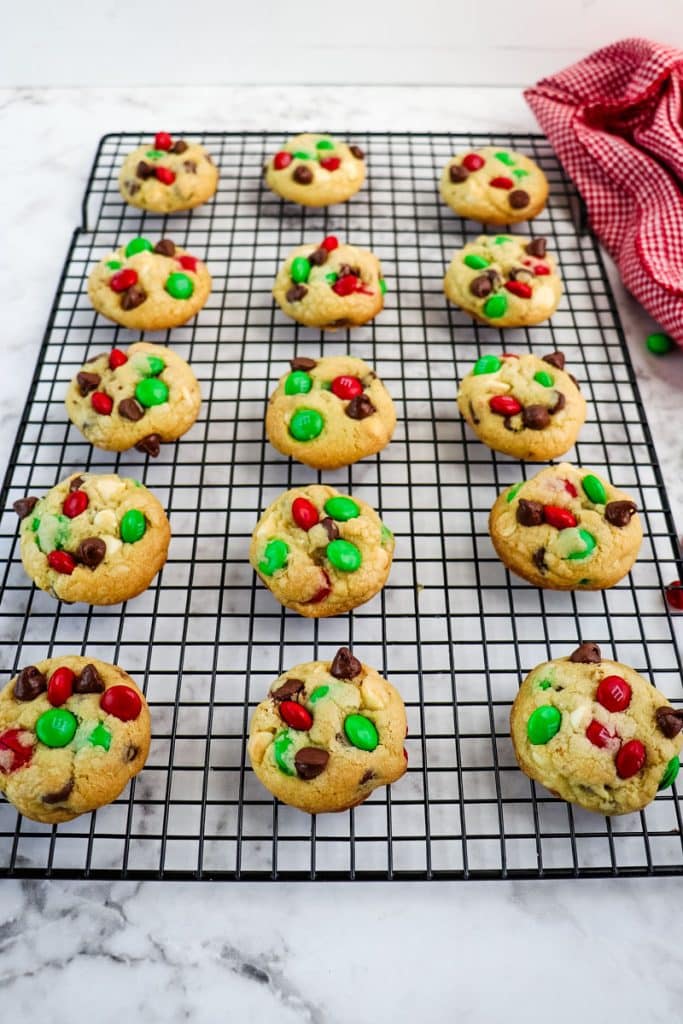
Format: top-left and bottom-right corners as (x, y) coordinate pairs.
(1, 131), (682, 881)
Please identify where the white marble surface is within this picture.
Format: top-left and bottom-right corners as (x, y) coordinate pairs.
(1, 86), (682, 1022)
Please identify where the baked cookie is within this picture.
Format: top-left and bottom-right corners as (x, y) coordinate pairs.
(264, 133), (365, 207)
(14, 472), (171, 605)
(65, 342), (201, 457)
(266, 355), (396, 469)
(272, 236), (386, 331)
(439, 147), (548, 224)
(510, 642), (682, 815)
(249, 484), (394, 618)
(457, 350), (586, 461)
(247, 647), (407, 814)
(118, 132), (218, 213)
(489, 464), (642, 590)
(87, 237), (211, 331)
(0, 656), (150, 824)
(444, 235), (561, 327)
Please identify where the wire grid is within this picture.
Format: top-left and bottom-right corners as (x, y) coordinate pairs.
(0, 131), (682, 881)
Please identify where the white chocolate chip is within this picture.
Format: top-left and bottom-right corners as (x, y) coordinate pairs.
(94, 509), (118, 533)
(104, 536), (122, 557)
(95, 478), (125, 502)
(361, 675), (389, 710)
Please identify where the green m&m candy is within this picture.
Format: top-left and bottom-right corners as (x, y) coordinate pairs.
(309, 685), (330, 704)
(120, 508), (147, 544)
(125, 237), (153, 258)
(327, 539), (362, 572)
(494, 236), (512, 245)
(659, 756), (680, 790)
(464, 254), (491, 270)
(533, 370), (554, 387)
(135, 378), (169, 407)
(324, 496), (360, 521)
(512, 169), (529, 179)
(146, 355), (165, 376)
(273, 730), (295, 775)
(293, 151), (313, 160)
(165, 272), (194, 299)
(36, 708), (78, 748)
(473, 354), (502, 376)
(379, 278), (387, 296)
(380, 523), (393, 545)
(316, 139), (335, 151)
(145, 149), (165, 160)
(289, 408), (324, 441)
(565, 528), (597, 561)
(494, 151), (516, 166)
(106, 260), (122, 270)
(505, 482), (523, 503)
(291, 257), (311, 284)
(483, 293), (508, 318)
(89, 721), (112, 751)
(538, 680), (552, 691)
(646, 332), (673, 355)
(259, 538), (289, 576)
(284, 371), (313, 395)
(582, 474), (606, 505)
(325, 272), (338, 285)
(527, 705), (561, 745)
(344, 714), (379, 751)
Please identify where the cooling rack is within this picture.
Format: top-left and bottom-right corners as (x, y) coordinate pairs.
(0, 131), (682, 880)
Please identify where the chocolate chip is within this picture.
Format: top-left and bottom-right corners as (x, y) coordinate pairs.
(320, 517), (339, 541)
(605, 501), (637, 528)
(569, 642), (601, 664)
(517, 499), (544, 526)
(359, 769), (375, 785)
(292, 165), (313, 185)
(522, 405), (550, 430)
(526, 238), (547, 258)
(121, 285), (147, 311)
(125, 745), (140, 762)
(76, 537), (106, 570)
(14, 666), (47, 701)
(549, 391), (566, 415)
(128, 183), (140, 196)
(154, 238), (176, 257)
(311, 547), (328, 566)
(172, 140), (188, 154)
(13, 496), (37, 520)
(655, 706), (683, 739)
(449, 164), (468, 183)
(294, 747), (329, 780)
(118, 397), (145, 421)
(330, 647), (361, 680)
(136, 161), (154, 180)
(503, 417), (522, 432)
(290, 356), (317, 371)
(509, 189), (530, 209)
(183, 160), (198, 174)
(271, 678), (305, 701)
(42, 779), (74, 805)
(349, 145), (364, 160)
(569, 374), (580, 390)
(286, 284), (308, 303)
(509, 266), (533, 284)
(135, 433), (161, 457)
(337, 263), (358, 279)
(468, 400), (480, 425)
(308, 247), (328, 267)
(345, 394), (376, 420)
(470, 274), (494, 298)
(532, 547), (547, 574)
(73, 663), (106, 694)
(69, 476), (85, 492)
(77, 371), (100, 396)
(542, 350), (565, 370)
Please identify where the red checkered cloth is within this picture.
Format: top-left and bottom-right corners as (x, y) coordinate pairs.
(525, 38), (683, 346)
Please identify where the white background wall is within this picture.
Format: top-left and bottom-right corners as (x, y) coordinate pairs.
(3, 0), (683, 87)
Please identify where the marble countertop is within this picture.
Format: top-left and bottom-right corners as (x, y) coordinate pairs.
(1, 85), (682, 1023)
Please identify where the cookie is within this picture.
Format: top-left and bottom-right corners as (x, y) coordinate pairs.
(118, 132), (218, 213)
(444, 235), (561, 327)
(510, 643), (682, 815)
(249, 484), (394, 618)
(0, 656), (150, 824)
(87, 237), (211, 331)
(264, 133), (365, 207)
(14, 472), (171, 605)
(247, 647), (407, 814)
(65, 342), (201, 456)
(439, 147), (548, 224)
(457, 350), (586, 461)
(489, 464), (642, 590)
(266, 355), (396, 470)
(272, 236), (386, 331)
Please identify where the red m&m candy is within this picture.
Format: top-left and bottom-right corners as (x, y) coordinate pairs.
(292, 497), (319, 531)
(109, 348), (128, 370)
(332, 275), (359, 297)
(279, 700), (313, 731)
(543, 505), (577, 530)
(319, 157), (341, 171)
(321, 236), (339, 251)
(100, 685), (142, 721)
(490, 176), (514, 189)
(91, 392), (113, 415)
(47, 667), (75, 707)
(273, 151), (293, 170)
(331, 375), (363, 400)
(586, 719), (614, 749)
(154, 132), (173, 151)
(564, 480), (578, 497)
(177, 254), (198, 272)
(665, 581), (683, 611)
(155, 167), (176, 185)
(307, 570), (332, 604)
(63, 489), (89, 519)
(505, 280), (532, 299)
(615, 739), (646, 779)
(0, 729), (34, 773)
(489, 395), (522, 417)
(596, 675), (632, 713)
(462, 153), (484, 171)
(47, 551), (76, 575)
(110, 269), (138, 293)
(534, 264), (550, 276)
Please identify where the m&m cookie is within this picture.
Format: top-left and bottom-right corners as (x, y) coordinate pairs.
(264, 133), (365, 207)
(440, 147), (548, 224)
(511, 643), (683, 815)
(248, 648), (407, 814)
(118, 132), (219, 213)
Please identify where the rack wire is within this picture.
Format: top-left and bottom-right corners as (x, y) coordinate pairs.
(0, 131), (682, 880)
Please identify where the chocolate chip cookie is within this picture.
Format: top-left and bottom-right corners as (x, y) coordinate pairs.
(440, 147), (548, 224)
(264, 133), (365, 207)
(248, 648), (407, 814)
(118, 132), (219, 212)
(249, 485), (395, 617)
(511, 643), (682, 815)
(15, 472), (171, 605)
(489, 464), (642, 590)
(0, 656), (150, 824)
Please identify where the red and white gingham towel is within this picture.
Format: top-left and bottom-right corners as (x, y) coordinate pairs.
(525, 38), (683, 345)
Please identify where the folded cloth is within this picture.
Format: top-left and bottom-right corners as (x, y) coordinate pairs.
(525, 38), (683, 346)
